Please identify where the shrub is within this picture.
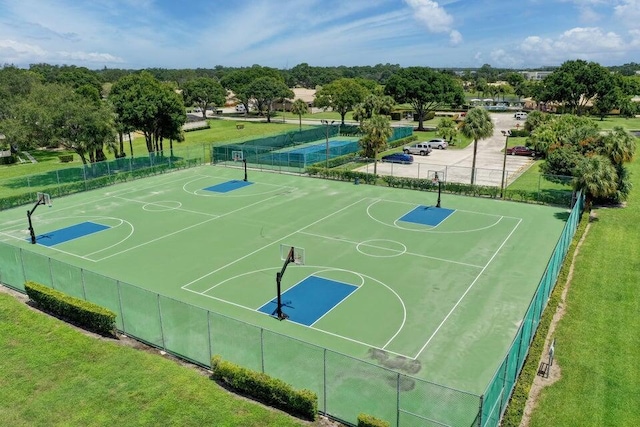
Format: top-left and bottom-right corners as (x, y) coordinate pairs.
(58, 154), (74, 163)
(24, 281), (116, 337)
(357, 413), (390, 427)
(211, 355), (317, 420)
(184, 123), (211, 132)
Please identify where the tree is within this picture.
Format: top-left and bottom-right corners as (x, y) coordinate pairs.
(352, 94), (395, 125)
(436, 117), (458, 145)
(220, 66), (284, 113)
(460, 107), (494, 185)
(182, 77), (226, 119)
(572, 155), (618, 212)
(290, 99), (308, 131)
(360, 113), (392, 175)
(0, 66), (41, 120)
(600, 126), (636, 167)
(315, 78), (369, 125)
(523, 110), (551, 133)
(538, 60), (614, 115)
(1, 82), (116, 164)
(505, 72), (525, 89)
(384, 67), (464, 131)
(109, 72), (186, 155)
(245, 77), (294, 123)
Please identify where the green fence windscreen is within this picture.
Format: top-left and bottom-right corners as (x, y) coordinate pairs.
(481, 191), (584, 427)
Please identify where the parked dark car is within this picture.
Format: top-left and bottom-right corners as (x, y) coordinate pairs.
(381, 153), (414, 164)
(506, 146), (536, 156)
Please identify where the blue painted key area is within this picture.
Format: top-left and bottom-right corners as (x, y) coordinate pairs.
(35, 221), (110, 246)
(258, 276), (357, 326)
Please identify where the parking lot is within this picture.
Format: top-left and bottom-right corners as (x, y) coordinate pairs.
(362, 113), (534, 186)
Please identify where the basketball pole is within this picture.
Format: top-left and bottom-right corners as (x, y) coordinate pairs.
(275, 247), (295, 320)
(243, 158), (247, 182)
(27, 194), (46, 244)
(436, 180), (442, 208)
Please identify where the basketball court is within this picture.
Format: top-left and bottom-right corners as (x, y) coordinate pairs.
(0, 164), (569, 425)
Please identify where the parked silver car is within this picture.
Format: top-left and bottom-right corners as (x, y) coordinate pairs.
(403, 143), (432, 156)
(427, 138), (448, 149)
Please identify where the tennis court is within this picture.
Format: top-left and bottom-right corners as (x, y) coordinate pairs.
(0, 165), (571, 426)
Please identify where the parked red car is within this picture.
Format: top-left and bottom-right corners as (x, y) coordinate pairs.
(506, 146), (536, 157)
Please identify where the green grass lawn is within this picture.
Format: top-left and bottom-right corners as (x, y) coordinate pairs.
(0, 291), (307, 427)
(589, 116), (640, 131)
(528, 143), (640, 427)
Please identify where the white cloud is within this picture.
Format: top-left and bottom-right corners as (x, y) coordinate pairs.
(614, 0), (640, 25)
(404, 0), (462, 40)
(577, 6), (601, 22)
(449, 30), (463, 45)
(490, 49), (523, 68)
(518, 27), (627, 64)
(57, 51), (124, 63)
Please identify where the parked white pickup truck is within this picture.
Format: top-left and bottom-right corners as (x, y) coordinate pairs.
(403, 143), (432, 156)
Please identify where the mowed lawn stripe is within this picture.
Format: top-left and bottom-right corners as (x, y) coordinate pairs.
(529, 145), (640, 427)
(0, 292), (305, 427)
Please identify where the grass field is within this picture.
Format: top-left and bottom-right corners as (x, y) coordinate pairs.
(528, 143), (640, 427)
(0, 291), (306, 427)
(0, 165), (569, 425)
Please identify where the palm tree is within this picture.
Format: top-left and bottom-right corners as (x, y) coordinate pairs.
(361, 113), (392, 175)
(572, 155), (618, 212)
(602, 126), (636, 167)
(436, 117), (458, 145)
(290, 98), (308, 131)
(460, 107), (494, 184)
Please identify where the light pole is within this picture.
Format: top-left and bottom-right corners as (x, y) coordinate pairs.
(500, 130), (510, 198)
(321, 119), (335, 169)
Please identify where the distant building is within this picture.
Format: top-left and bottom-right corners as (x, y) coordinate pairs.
(520, 71), (553, 81)
(272, 88), (316, 111)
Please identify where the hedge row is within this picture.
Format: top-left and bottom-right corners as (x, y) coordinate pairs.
(58, 154), (73, 162)
(508, 129), (530, 137)
(24, 281), (116, 337)
(211, 355), (317, 420)
(501, 212), (587, 426)
(357, 413), (390, 427)
(379, 175), (571, 206)
(184, 123), (211, 132)
(306, 167), (378, 184)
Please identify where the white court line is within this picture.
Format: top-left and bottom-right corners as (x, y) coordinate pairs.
(378, 197), (523, 220)
(309, 278), (361, 328)
(93, 194), (281, 262)
(413, 217), (523, 359)
(182, 285), (413, 360)
(113, 196), (219, 217)
(298, 231), (484, 268)
(185, 197), (368, 292)
(366, 199), (509, 234)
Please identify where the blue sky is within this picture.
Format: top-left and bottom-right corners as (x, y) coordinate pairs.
(1, 0), (639, 70)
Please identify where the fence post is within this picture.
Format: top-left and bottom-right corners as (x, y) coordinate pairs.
(117, 280), (125, 332)
(56, 170), (61, 197)
(207, 311), (213, 366)
(157, 294), (166, 350)
(48, 257), (54, 289)
(81, 268), (87, 300)
(19, 248), (27, 284)
(323, 348), (327, 415)
(396, 373), (401, 427)
(478, 394), (484, 427)
(260, 328), (265, 373)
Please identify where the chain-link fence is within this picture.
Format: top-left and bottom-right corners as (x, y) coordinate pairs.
(0, 191), (584, 426)
(480, 191), (584, 427)
(0, 244), (481, 426)
(0, 144), (206, 211)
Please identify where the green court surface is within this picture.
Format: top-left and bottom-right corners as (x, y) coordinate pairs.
(0, 166), (569, 424)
